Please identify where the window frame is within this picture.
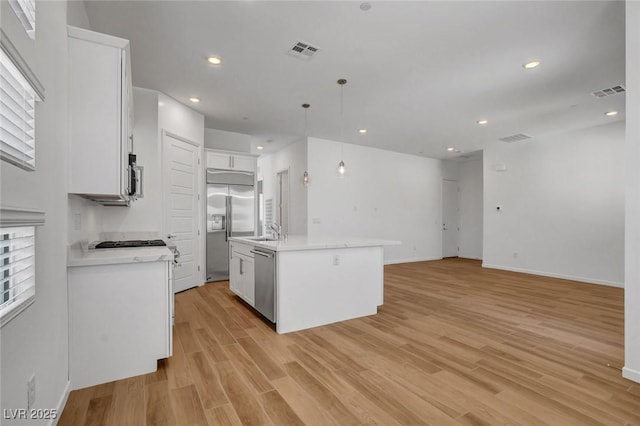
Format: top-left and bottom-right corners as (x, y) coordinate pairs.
(0, 29), (45, 171)
(0, 208), (44, 328)
(7, 0), (36, 40)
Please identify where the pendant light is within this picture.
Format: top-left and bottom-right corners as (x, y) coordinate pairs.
(302, 103), (310, 187)
(337, 78), (347, 178)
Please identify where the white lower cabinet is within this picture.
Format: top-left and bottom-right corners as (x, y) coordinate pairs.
(68, 260), (172, 390)
(229, 242), (255, 306)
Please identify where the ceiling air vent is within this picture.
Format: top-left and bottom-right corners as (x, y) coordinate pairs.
(591, 85), (625, 98)
(287, 40), (320, 61)
(499, 133), (532, 143)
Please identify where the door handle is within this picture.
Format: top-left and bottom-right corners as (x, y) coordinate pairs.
(167, 234), (176, 239)
(240, 258), (244, 275)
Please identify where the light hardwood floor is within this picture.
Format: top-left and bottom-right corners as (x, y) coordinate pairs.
(59, 258), (640, 425)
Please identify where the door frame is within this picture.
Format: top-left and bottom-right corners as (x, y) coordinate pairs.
(161, 129), (204, 287)
(275, 167), (291, 236)
(442, 178), (460, 258)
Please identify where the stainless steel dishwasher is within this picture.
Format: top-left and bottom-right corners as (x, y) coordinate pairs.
(251, 248), (276, 322)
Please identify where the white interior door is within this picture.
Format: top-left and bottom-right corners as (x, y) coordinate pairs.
(442, 179), (459, 258)
(163, 131), (200, 293)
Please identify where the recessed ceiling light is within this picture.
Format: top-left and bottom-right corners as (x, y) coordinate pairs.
(266, 139), (274, 143)
(189, 97), (200, 103)
(358, 129), (367, 134)
(605, 110), (618, 116)
(207, 56), (222, 65)
(447, 147), (455, 152)
(256, 145), (264, 150)
(523, 60), (541, 69)
(360, 2), (372, 11)
(477, 119), (488, 125)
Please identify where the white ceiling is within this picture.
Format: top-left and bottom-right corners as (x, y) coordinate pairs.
(84, 1), (625, 159)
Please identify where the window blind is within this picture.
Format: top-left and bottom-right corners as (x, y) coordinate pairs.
(8, 0), (36, 39)
(0, 226), (35, 326)
(0, 31), (43, 171)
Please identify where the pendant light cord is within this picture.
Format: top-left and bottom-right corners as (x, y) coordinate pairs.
(339, 79), (346, 161)
(340, 82), (344, 160)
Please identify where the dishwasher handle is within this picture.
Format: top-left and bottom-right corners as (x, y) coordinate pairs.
(250, 249), (274, 258)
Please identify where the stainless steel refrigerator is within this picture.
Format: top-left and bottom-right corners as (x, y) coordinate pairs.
(206, 169), (255, 281)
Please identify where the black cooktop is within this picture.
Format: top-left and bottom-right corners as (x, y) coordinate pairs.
(94, 239), (167, 249)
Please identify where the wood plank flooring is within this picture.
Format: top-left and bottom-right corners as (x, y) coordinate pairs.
(58, 258), (640, 425)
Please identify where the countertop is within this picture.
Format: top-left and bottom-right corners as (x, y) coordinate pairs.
(68, 242), (174, 267)
(229, 235), (400, 252)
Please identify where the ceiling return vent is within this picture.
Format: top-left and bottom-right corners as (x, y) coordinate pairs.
(499, 133), (532, 143)
(287, 40), (320, 61)
(591, 85), (625, 98)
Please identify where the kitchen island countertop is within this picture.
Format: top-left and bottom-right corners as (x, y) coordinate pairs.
(229, 235), (400, 252)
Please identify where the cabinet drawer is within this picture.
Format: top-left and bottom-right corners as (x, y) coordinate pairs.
(232, 243), (254, 258)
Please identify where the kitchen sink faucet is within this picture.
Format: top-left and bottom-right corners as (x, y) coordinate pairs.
(269, 223), (282, 240)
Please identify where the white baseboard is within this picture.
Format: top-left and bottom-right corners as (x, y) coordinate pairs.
(459, 255), (482, 260)
(384, 256), (442, 265)
(482, 263), (624, 288)
(50, 380), (71, 426)
(623, 367), (640, 384)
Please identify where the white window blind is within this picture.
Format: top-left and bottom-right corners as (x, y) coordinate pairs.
(8, 0), (36, 39)
(0, 226), (35, 326)
(0, 30), (43, 171)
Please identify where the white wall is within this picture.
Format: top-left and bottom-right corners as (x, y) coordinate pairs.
(483, 121), (625, 286)
(204, 128), (251, 153)
(1, 0), (72, 420)
(66, 0), (90, 29)
(158, 93), (204, 147)
(257, 140), (308, 236)
(458, 158), (483, 259)
(101, 88), (161, 233)
(624, 0), (640, 384)
(307, 138), (443, 264)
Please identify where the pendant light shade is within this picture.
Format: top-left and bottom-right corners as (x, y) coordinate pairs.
(302, 103), (310, 187)
(337, 78), (347, 178)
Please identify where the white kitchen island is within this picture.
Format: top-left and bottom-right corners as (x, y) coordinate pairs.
(229, 236), (398, 334)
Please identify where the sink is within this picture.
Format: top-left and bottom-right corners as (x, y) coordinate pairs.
(246, 237), (279, 242)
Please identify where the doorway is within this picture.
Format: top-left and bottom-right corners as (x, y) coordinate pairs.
(442, 179), (459, 258)
(162, 131), (201, 293)
(276, 170), (290, 237)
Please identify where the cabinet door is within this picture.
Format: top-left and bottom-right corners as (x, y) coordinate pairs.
(231, 155), (256, 172)
(229, 251), (242, 296)
(68, 37), (124, 196)
(207, 152), (232, 169)
(242, 256), (255, 307)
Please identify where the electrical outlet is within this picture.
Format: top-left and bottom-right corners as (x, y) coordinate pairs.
(513, 252), (518, 259)
(27, 374), (35, 410)
(312, 218), (321, 225)
(332, 255), (340, 266)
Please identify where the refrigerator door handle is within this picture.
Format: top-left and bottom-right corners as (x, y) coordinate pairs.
(227, 195), (233, 239)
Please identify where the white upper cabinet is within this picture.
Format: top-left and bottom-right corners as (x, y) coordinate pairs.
(206, 150), (256, 172)
(67, 26), (133, 205)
